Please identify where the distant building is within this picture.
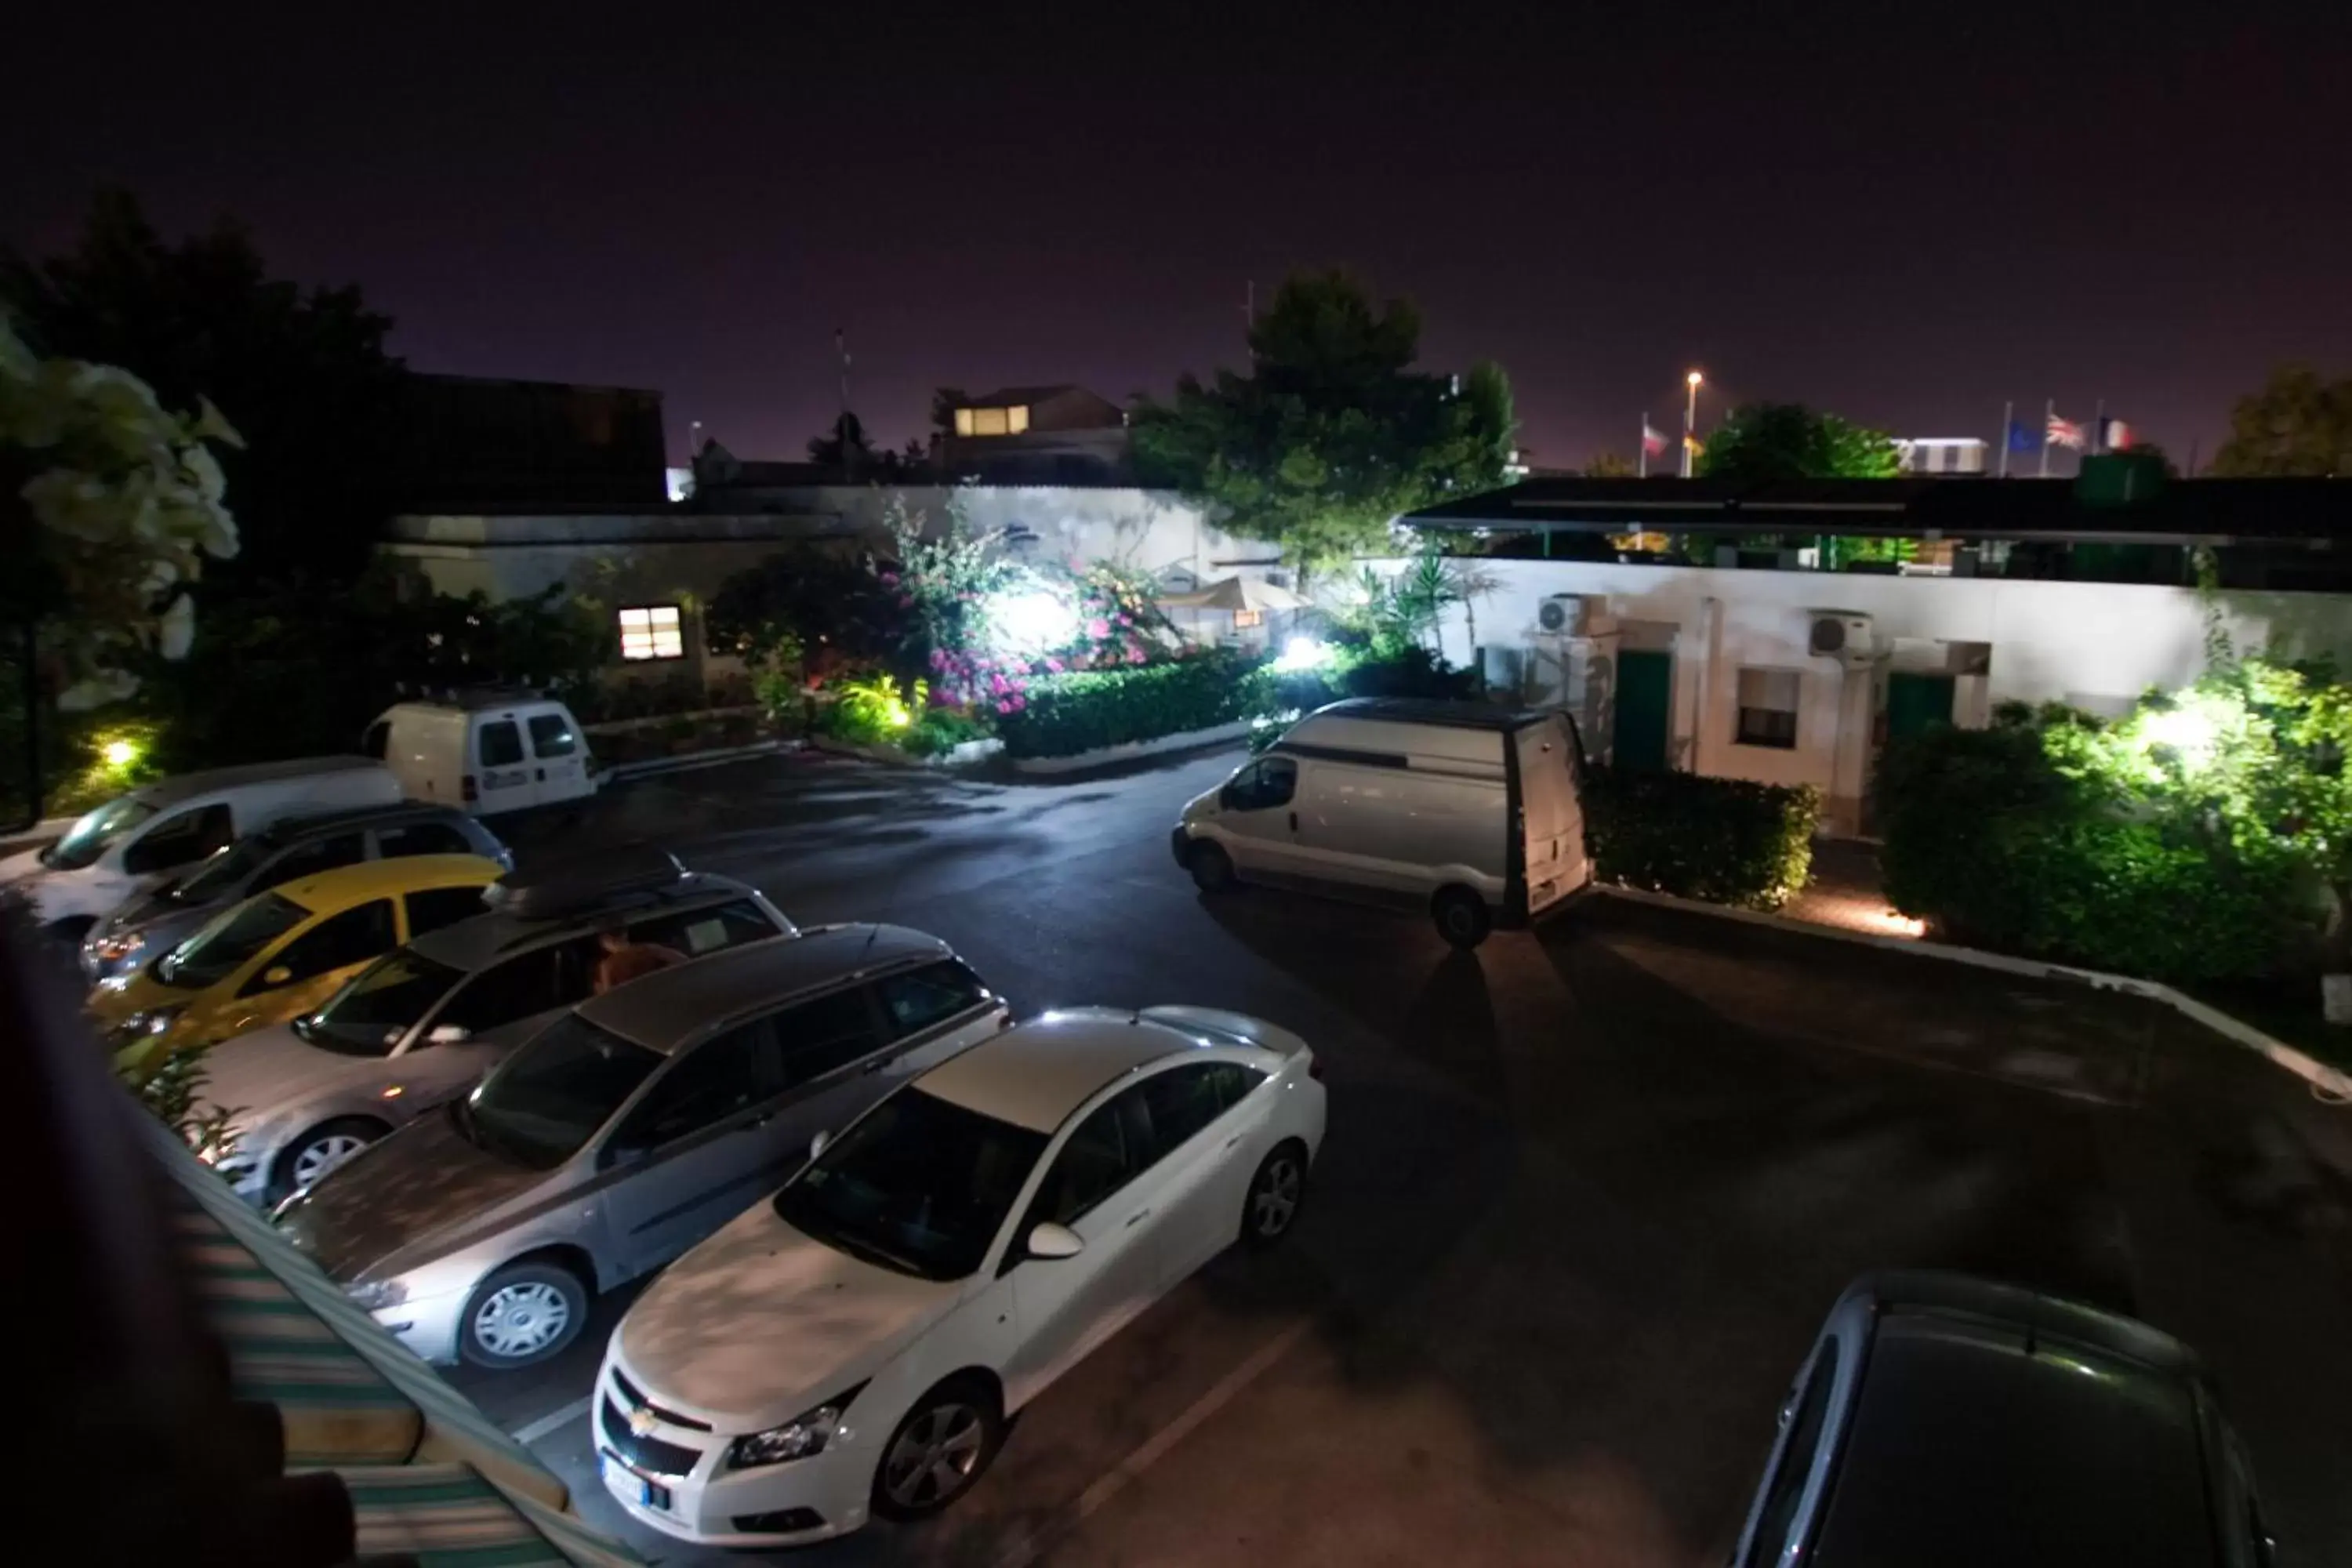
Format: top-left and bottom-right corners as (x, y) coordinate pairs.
(932, 385), (1131, 484)
(391, 372), (668, 509)
(1895, 437), (1987, 476)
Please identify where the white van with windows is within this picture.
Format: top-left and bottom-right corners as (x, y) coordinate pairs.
(365, 692), (597, 816)
(0, 757), (401, 937)
(1171, 699), (1592, 948)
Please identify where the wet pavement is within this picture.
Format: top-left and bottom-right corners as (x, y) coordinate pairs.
(459, 746), (2351, 1566)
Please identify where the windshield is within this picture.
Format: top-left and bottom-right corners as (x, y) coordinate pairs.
(461, 1014), (660, 1169)
(173, 840), (271, 904)
(300, 949), (463, 1056)
(773, 1089), (1048, 1281)
(45, 798), (157, 872)
(154, 892), (309, 989)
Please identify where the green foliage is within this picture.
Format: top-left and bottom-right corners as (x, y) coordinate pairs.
(705, 545), (900, 679)
(996, 653), (1261, 760)
(2209, 365), (2351, 477)
(901, 706), (988, 759)
(1878, 658), (2350, 982)
(1131, 270), (1516, 574)
(136, 1047), (238, 1167)
(1697, 402), (1901, 482)
(818, 671), (924, 745)
(1241, 644), (1475, 723)
(1582, 767), (1818, 909)
(1583, 451), (1638, 478)
(2, 187), (404, 585)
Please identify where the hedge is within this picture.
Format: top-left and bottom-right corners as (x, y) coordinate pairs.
(1877, 721), (2303, 984)
(1582, 766), (1819, 910)
(995, 653), (1261, 760)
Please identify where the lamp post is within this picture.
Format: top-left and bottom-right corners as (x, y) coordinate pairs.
(1682, 370), (1703, 478)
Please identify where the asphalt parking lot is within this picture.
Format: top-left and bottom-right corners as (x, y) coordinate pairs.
(471, 746), (2352, 1566)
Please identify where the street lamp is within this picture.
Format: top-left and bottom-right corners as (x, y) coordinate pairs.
(1682, 370), (1704, 477)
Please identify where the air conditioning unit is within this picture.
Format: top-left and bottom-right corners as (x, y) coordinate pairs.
(1808, 613), (1878, 665)
(1537, 593), (1613, 637)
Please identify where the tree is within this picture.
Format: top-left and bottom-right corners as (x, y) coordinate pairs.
(807, 410), (880, 473)
(1583, 451), (1637, 477)
(1697, 402), (1901, 483)
(1131, 270), (1516, 578)
(1, 189), (404, 584)
(1, 316), (241, 710)
(2209, 365), (2351, 477)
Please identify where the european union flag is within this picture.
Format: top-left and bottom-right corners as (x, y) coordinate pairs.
(2006, 420), (2039, 454)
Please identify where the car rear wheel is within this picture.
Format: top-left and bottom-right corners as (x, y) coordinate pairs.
(459, 1260), (589, 1370)
(1432, 886), (1491, 949)
(267, 1116), (387, 1205)
(1188, 840), (1236, 893)
(872, 1376), (1004, 1521)
(1241, 1142), (1308, 1247)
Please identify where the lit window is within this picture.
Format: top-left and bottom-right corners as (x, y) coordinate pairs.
(1735, 667), (1799, 749)
(1232, 608), (1264, 628)
(954, 407), (975, 437)
(619, 605), (684, 661)
(1007, 404), (1029, 434)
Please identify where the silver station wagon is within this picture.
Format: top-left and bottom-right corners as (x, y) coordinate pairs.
(200, 854), (793, 1204)
(278, 924), (1011, 1369)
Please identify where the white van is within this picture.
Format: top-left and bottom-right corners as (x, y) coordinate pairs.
(1171, 699), (1592, 948)
(365, 693), (596, 816)
(0, 757), (401, 935)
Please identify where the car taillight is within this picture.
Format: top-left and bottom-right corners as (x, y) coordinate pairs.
(461, 774), (478, 802)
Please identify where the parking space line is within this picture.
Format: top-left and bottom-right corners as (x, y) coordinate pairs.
(512, 1395), (593, 1446)
(993, 1318), (1312, 1568)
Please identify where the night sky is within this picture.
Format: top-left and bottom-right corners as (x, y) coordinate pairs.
(7, 5), (2347, 473)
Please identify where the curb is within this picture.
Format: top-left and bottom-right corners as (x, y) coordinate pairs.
(601, 739), (803, 782)
(805, 735), (1005, 771)
(1009, 720), (1252, 776)
(1594, 884), (2352, 1105)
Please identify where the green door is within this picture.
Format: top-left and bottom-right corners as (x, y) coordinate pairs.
(1613, 650), (1672, 771)
(1885, 672), (1955, 742)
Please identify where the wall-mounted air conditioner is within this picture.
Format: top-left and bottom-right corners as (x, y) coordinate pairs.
(1537, 593), (1613, 637)
(1808, 613), (1878, 666)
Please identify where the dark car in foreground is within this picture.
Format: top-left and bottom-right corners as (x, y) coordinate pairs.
(1733, 1271), (2277, 1568)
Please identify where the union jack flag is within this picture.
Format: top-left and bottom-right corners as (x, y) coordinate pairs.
(2045, 412), (2087, 449)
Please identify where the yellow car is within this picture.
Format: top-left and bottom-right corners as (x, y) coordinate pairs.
(98, 853), (503, 1073)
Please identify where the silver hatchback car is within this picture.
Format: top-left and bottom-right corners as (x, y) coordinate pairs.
(278, 924), (1011, 1370)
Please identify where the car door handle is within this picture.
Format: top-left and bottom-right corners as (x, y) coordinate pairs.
(862, 1057), (887, 1074)
(1123, 1208), (1152, 1228)
(1288, 811), (1298, 831)
(1225, 1134), (1243, 1150)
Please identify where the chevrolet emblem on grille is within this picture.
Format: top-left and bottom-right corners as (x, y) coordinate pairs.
(627, 1404), (659, 1437)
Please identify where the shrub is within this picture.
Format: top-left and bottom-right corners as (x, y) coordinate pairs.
(817, 672), (924, 746)
(996, 653), (1260, 759)
(1878, 701), (2316, 984)
(1583, 766), (1819, 910)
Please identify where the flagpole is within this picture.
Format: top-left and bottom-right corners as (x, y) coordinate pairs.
(2039, 400), (2053, 479)
(1639, 413), (1648, 478)
(1998, 401), (2013, 479)
(2092, 397), (2106, 457)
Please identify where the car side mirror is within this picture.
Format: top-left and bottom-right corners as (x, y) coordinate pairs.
(426, 1024), (472, 1045)
(263, 965), (293, 987)
(1025, 1221), (1085, 1260)
(808, 1130), (830, 1162)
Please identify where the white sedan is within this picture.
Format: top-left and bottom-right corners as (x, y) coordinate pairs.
(593, 1005), (1327, 1548)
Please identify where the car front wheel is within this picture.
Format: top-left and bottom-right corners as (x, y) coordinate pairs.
(267, 1117), (387, 1205)
(872, 1377), (1004, 1521)
(459, 1260), (589, 1369)
(1241, 1142), (1308, 1247)
(1188, 840), (1236, 893)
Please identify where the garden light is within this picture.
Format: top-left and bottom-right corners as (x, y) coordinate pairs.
(1272, 636), (1335, 673)
(2137, 702), (2218, 765)
(102, 739), (139, 768)
(986, 585), (1081, 659)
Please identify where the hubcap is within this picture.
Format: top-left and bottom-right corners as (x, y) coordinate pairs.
(883, 1401), (984, 1508)
(472, 1280), (572, 1359)
(1251, 1157), (1302, 1236)
(291, 1132), (369, 1189)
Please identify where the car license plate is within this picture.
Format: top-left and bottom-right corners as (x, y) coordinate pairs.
(601, 1451), (671, 1512)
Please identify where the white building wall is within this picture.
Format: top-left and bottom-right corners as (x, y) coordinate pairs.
(1398, 557), (2352, 833)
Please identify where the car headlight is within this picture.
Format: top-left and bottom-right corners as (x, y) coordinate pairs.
(346, 1278), (409, 1312)
(115, 1005), (185, 1040)
(724, 1383), (867, 1470)
(89, 929), (145, 964)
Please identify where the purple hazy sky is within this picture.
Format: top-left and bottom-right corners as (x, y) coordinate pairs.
(7, 5), (2348, 472)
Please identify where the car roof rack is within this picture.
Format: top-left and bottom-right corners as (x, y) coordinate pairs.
(483, 845), (693, 924)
